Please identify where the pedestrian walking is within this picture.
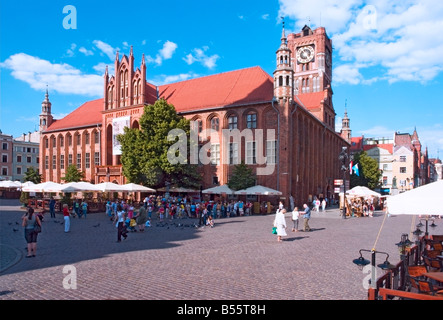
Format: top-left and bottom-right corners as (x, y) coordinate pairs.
(81, 200), (88, 219)
(135, 205), (148, 232)
(63, 203), (70, 232)
(22, 207), (41, 257)
(49, 197), (56, 218)
(302, 204), (311, 232)
(273, 208), (287, 242)
(321, 199), (326, 212)
(291, 206), (299, 232)
(114, 204), (128, 242)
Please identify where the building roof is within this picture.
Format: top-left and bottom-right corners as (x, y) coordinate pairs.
(296, 91), (326, 110)
(44, 99), (103, 133)
(157, 66), (274, 113)
(363, 144), (393, 154)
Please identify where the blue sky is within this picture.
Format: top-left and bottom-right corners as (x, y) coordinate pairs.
(1, 0), (442, 158)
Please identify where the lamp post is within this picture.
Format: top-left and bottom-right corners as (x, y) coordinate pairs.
(353, 249), (395, 289)
(338, 146), (349, 219)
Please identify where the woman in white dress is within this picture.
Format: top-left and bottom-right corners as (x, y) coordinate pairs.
(273, 208), (287, 242)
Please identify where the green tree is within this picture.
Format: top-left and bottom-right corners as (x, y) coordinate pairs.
(118, 99), (201, 189)
(23, 167), (41, 184)
(350, 151), (381, 190)
(227, 161), (256, 191)
(61, 164), (85, 182)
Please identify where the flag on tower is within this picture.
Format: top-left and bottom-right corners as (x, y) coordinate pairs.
(349, 160), (353, 173)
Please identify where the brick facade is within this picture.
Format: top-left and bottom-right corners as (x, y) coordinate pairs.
(40, 26), (349, 206)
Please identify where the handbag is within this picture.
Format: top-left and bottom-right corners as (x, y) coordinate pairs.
(34, 221), (41, 233)
(272, 227), (277, 234)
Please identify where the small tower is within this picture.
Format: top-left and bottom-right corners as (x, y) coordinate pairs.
(273, 19), (293, 103)
(340, 104), (352, 143)
(39, 86), (53, 132)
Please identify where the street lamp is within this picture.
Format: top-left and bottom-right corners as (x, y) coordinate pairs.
(353, 249), (396, 289)
(338, 146), (349, 219)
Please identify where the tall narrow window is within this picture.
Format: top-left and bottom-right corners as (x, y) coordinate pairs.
(266, 140), (277, 164)
(77, 153), (81, 169)
(60, 154), (65, 170)
(94, 152), (100, 166)
(246, 141), (256, 164)
(229, 142), (238, 165)
(85, 152), (90, 169)
(211, 117), (219, 132)
(247, 113), (257, 129)
(210, 143), (220, 165)
(228, 115), (238, 130)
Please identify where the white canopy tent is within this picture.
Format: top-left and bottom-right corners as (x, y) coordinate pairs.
(234, 185), (282, 196)
(60, 181), (101, 192)
(22, 181), (65, 193)
(202, 184), (234, 195)
(94, 182), (128, 192)
(386, 180), (443, 216)
(0, 180), (22, 188)
(346, 186), (381, 198)
(121, 183), (156, 193)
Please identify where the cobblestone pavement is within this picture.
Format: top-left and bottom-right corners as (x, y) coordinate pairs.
(1, 198), (442, 300)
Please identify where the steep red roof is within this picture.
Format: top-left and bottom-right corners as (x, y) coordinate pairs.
(44, 99), (103, 133)
(297, 91), (326, 110)
(350, 136), (363, 152)
(157, 66), (274, 113)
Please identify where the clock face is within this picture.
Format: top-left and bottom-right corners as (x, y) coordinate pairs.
(296, 46), (315, 64)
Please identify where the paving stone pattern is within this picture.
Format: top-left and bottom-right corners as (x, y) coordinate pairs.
(1, 199), (442, 300)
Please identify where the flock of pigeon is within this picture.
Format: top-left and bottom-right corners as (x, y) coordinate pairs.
(9, 219), (202, 233)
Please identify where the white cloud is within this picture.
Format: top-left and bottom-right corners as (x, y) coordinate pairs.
(93, 40), (118, 60)
(279, 0), (443, 84)
(79, 47), (94, 56)
(183, 46), (220, 69)
(146, 40), (178, 66)
(262, 14), (270, 20)
(1, 53), (102, 96)
(65, 43), (77, 57)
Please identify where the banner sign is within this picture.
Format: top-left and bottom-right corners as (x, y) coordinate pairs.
(112, 116), (130, 155)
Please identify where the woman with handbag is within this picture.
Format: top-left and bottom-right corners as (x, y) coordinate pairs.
(273, 208), (287, 242)
(22, 207), (41, 258)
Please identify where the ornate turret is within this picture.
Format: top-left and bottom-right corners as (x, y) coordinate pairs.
(273, 19), (294, 102)
(39, 86), (53, 132)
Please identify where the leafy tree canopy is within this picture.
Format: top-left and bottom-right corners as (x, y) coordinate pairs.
(227, 161), (256, 191)
(350, 151), (381, 190)
(23, 167), (42, 184)
(61, 164), (85, 182)
(118, 99), (201, 189)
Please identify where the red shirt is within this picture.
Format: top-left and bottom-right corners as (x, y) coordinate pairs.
(63, 207), (69, 217)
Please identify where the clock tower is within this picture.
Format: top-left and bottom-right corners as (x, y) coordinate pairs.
(287, 25), (335, 129)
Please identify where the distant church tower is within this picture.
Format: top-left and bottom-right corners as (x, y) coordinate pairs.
(340, 106), (352, 143)
(39, 87), (53, 132)
(273, 19), (294, 102)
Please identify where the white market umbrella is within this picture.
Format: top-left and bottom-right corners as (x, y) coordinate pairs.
(386, 180), (443, 216)
(22, 181), (64, 193)
(202, 184), (234, 195)
(234, 185), (282, 196)
(121, 183), (156, 192)
(346, 186), (381, 198)
(20, 181), (36, 188)
(62, 181), (100, 192)
(94, 182), (128, 192)
(0, 180), (22, 188)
